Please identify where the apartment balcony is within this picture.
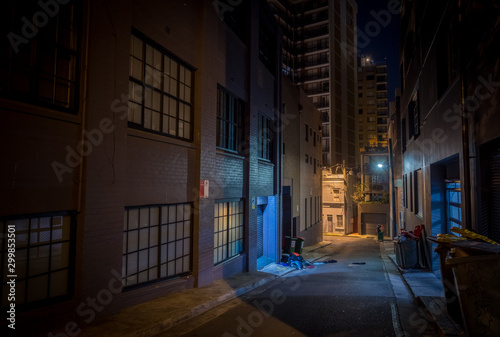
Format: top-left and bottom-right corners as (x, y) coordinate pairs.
(321, 111), (330, 122)
(305, 86), (330, 96)
(314, 101), (330, 109)
(298, 11), (329, 26)
(297, 25), (329, 40)
(377, 109), (388, 116)
(297, 56), (329, 68)
(301, 0), (328, 13)
(301, 72), (329, 83)
(294, 44), (329, 55)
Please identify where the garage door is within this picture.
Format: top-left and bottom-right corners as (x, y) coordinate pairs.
(361, 213), (386, 235)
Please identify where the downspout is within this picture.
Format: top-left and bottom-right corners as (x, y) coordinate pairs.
(458, 0), (472, 230)
(389, 138), (397, 238)
(77, 0), (91, 214)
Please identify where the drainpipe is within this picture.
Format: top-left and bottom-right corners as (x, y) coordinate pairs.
(389, 138), (397, 238)
(458, 0), (472, 230)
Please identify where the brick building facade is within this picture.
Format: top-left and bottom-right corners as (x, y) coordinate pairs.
(0, 0), (283, 335)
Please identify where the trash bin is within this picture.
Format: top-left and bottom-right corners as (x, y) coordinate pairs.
(284, 236), (297, 254)
(376, 225), (384, 242)
(448, 254), (500, 337)
(294, 236), (305, 254)
(394, 239), (418, 269)
(428, 230), (500, 333)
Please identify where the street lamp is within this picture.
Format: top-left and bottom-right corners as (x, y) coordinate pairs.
(377, 163), (383, 168)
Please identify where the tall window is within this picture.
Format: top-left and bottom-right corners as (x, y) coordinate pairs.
(409, 91), (420, 138)
(305, 198), (308, 228)
(333, 189), (340, 201)
(310, 197), (313, 227)
(259, 16), (276, 73)
(1, 212), (76, 309)
(258, 114), (272, 160)
(401, 118), (407, 153)
(404, 174), (408, 209)
(415, 169), (423, 216)
(336, 215), (343, 228)
(123, 203), (192, 288)
(214, 200), (244, 265)
(217, 86), (244, 151)
(129, 32), (194, 140)
(410, 172), (413, 212)
(2, 2), (80, 112)
(446, 180), (462, 233)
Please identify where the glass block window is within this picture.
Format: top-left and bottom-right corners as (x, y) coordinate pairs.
(1, 2), (80, 112)
(214, 200), (244, 265)
(217, 86), (244, 151)
(123, 203), (192, 288)
(1, 212), (75, 309)
(129, 31), (194, 140)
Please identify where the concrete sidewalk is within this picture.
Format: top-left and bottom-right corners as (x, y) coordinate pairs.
(76, 242), (329, 337)
(380, 240), (465, 337)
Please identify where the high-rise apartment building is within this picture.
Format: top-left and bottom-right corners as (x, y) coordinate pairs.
(357, 56), (389, 154)
(268, 0), (358, 168)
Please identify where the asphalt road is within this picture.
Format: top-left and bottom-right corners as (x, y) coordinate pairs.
(157, 236), (437, 337)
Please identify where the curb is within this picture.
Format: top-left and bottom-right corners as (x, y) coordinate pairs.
(384, 247), (465, 337)
(417, 296), (465, 337)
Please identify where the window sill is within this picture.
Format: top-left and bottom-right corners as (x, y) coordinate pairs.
(216, 147), (245, 160)
(0, 97), (81, 125)
(214, 253), (244, 267)
(128, 128), (197, 149)
(258, 158), (274, 166)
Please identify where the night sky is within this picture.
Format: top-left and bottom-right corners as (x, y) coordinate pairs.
(356, 0), (401, 102)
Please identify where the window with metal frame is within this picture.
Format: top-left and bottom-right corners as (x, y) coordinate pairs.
(217, 86), (244, 152)
(258, 114), (273, 160)
(214, 200), (244, 265)
(446, 180), (462, 233)
(1, 2), (80, 112)
(123, 203), (192, 289)
(129, 32), (194, 140)
(1, 211), (76, 310)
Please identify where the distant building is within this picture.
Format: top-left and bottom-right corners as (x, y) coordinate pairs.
(357, 56), (389, 155)
(267, 0), (358, 168)
(0, 1), (283, 334)
(322, 169), (346, 234)
(282, 76), (323, 246)
(356, 148), (390, 236)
